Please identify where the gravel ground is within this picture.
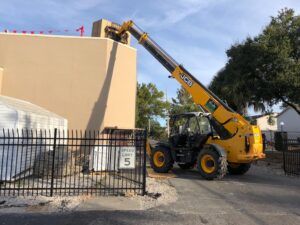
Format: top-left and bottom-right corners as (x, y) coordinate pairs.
(252, 160), (285, 176)
(1, 163), (299, 225)
(133, 178), (178, 210)
(0, 195), (92, 212)
(0, 177), (177, 212)
(0, 161), (289, 213)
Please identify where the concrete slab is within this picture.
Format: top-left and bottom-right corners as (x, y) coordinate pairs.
(75, 197), (141, 211)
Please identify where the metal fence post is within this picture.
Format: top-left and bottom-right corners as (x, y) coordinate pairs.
(282, 150), (286, 174)
(142, 130), (147, 196)
(282, 132), (288, 175)
(50, 128), (57, 197)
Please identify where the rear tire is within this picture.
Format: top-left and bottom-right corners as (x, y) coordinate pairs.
(228, 163), (251, 175)
(197, 147), (227, 180)
(150, 146), (174, 173)
(178, 163), (194, 170)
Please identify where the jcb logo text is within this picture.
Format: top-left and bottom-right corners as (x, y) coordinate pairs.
(180, 74), (193, 87)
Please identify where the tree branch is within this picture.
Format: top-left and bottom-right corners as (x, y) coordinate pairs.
(278, 96), (300, 115)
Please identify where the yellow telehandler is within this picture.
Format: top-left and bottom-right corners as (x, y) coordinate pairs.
(106, 20), (265, 180)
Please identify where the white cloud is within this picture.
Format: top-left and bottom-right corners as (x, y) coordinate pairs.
(134, 0), (224, 29)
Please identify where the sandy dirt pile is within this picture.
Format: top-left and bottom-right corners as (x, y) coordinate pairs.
(132, 177), (178, 210)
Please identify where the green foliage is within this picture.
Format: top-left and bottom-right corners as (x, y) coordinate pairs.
(149, 120), (168, 141)
(136, 82), (169, 140)
(170, 86), (201, 115)
(209, 8), (300, 115)
(267, 114), (276, 126)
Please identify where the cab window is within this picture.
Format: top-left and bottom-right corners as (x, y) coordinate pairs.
(188, 116), (200, 134)
(198, 116), (211, 134)
(170, 116), (189, 136)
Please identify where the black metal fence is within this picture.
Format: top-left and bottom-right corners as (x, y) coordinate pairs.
(283, 150), (300, 176)
(275, 131), (300, 176)
(0, 128), (147, 196)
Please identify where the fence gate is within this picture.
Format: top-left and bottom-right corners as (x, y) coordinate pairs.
(0, 128), (147, 196)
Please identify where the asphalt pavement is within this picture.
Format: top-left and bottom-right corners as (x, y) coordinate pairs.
(1, 165), (300, 225)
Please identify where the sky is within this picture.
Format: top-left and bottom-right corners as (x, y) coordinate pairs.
(1, 0), (300, 115)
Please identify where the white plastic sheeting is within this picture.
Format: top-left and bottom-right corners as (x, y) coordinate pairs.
(0, 137), (38, 181)
(89, 146), (119, 172)
(0, 96), (67, 130)
(0, 96), (67, 181)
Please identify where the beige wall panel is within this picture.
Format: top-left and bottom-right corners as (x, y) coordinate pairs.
(103, 41), (136, 129)
(0, 33), (136, 131)
(0, 68), (3, 94)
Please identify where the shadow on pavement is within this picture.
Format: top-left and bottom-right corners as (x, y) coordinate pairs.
(0, 210), (196, 225)
(170, 166), (300, 189)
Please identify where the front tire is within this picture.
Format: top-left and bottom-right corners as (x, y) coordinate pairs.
(150, 146), (174, 173)
(228, 163), (251, 175)
(197, 147), (227, 180)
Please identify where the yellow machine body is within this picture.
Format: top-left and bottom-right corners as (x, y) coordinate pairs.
(171, 66), (265, 163)
(114, 20), (265, 165)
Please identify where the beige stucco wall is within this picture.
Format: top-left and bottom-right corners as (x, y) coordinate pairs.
(0, 68), (3, 94)
(0, 33), (136, 131)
